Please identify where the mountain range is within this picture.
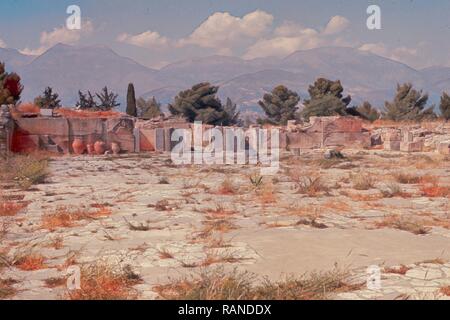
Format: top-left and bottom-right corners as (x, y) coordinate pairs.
(1, 44), (449, 114)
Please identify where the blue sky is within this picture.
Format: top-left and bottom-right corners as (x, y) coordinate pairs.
(1, 0), (450, 69)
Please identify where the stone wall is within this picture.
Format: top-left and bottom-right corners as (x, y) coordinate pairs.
(0, 105), (14, 157)
(11, 116), (136, 154)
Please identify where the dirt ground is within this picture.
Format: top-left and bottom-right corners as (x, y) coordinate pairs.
(1, 149), (450, 300)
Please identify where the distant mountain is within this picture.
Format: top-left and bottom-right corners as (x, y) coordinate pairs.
(18, 44), (163, 107)
(1, 43), (449, 113)
(421, 66), (450, 93)
(0, 48), (35, 69)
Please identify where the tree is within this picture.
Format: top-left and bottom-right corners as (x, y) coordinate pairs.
(258, 85), (300, 125)
(223, 97), (241, 126)
(355, 101), (380, 122)
(137, 96), (162, 119)
(0, 61), (23, 105)
(301, 78), (352, 120)
(34, 87), (61, 109)
(75, 90), (97, 110)
(168, 82), (235, 125)
(126, 83), (137, 117)
(96, 86), (119, 111)
(383, 83), (436, 121)
(439, 92), (450, 120)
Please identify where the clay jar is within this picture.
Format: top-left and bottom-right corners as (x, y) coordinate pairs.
(86, 144), (95, 155)
(111, 142), (121, 155)
(94, 140), (106, 155)
(72, 138), (85, 155)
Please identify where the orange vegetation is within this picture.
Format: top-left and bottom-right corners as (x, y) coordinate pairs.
(14, 254), (46, 271)
(55, 108), (123, 119)
(41, 205), (112, 231)
(0, 201), (28, 217)
(17, 102), (40, 114)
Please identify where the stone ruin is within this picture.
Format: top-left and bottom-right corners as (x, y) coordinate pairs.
(0, 104), (449, 158)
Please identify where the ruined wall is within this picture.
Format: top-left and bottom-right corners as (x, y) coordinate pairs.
(286, 116), (370, 151)
(11, 116), (135, 154)
(0, 105), (14, 157)
(375, 122), (450, 153)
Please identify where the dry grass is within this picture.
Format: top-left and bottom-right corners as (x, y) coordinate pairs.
(383, 265), (410, 275)
(351, 172), (375, 190)
(17, 102), (40, 114)
(0, 153), (49, 189)
(203, 204), (236, 218)
(420, 183), (450, 198)
(257, 183), (277, 204)
(66, 263), (141, 300)
(216, 178), (237, 195)
(199, 251), (245, 267)
(374, 215), (430, 235)
(154, 267), (361, 300)
(292, 173), (329, 197)
(440, 286), (450, 296)
(202, 218), (238, 234)
(55, 108), (122, 119)
(394, 173), (422, 184)
(44, 277), (67, 288)
(0, 278), (17, 299)
(322, 200), (350, 213)
(14, 253), (47, 271)
(0, 201), (28, 217)
(41, 205), (112, 231)
(380, 183), (411, 198)
(157, 248), (174, 260)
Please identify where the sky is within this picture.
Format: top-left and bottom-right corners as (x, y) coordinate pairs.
(0, 0), (450, 69)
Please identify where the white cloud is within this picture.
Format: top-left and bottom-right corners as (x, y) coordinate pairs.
(244, 29), (322, 59)
(0, 38), (6, 48)
(20, 20), (94, 56)
(117, 30), (169, 49)
(178, 10), (273, 50)
(323, 16), (350, 35)
(359, 42), (418, 66)
(243, 15), (349, 59)
(359, 42), (388, 56)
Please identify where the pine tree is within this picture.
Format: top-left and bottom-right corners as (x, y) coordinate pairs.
(137, 97), (162, 119)
(126, 83), (137, 117)
(383, 83), (436, 121)
(0, 61), (23, 105)
(34, 87), (61, 109)
(258, 85), (300, 125)
(439, 92), (450, 120)
(301, 78), (352, 120)
(96, 86), (119, 111)
(75, 90), (97, 110)
(356, 101), (380, 122)
(168, 82), (232, 125)
(223, 97), (241, 126)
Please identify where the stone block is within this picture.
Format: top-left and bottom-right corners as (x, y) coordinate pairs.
(437, 141), (450, 155)
(400, 140), (424, 152)
(384, 140), (401, 151)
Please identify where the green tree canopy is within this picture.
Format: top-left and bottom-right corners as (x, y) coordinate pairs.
(258, 85), (300, 125)
(126, 83), (137, 117)
(0, 61), (23, 105)
(137, 96), (162, 119)
(355, 101), (380, 122)
(439, 92), (450, 120)
(168, 82), (239, 125)
(301, 78), (352, 120)
(383, 83), (436, 121)
(34, 87), (61, 109)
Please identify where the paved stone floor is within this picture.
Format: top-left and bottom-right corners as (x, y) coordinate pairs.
(1, 150), (449, 299)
